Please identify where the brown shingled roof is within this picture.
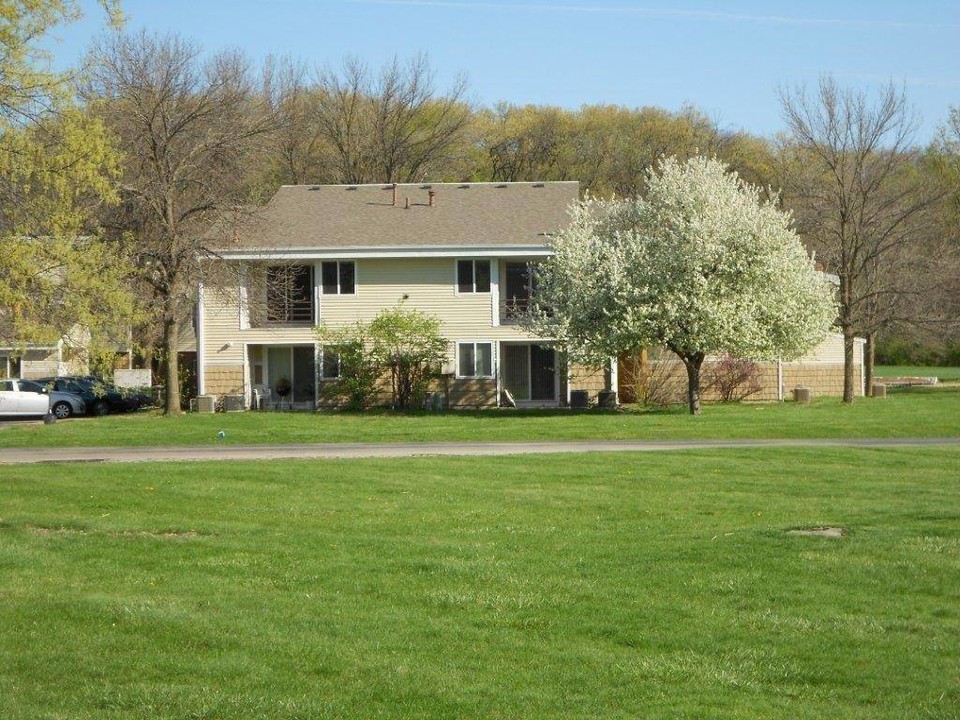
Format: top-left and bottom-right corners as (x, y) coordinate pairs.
(211, 181), (579, 252)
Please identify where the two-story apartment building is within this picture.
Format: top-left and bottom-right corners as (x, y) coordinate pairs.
(197, 180), (863, 410)
(198, 181), (612, 409)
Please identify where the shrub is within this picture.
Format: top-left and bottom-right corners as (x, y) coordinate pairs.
(368, 306), (448, 410)
(702, 355), (763, 403)
(316, 305), (448, 410)
(620, 349), (685, 408)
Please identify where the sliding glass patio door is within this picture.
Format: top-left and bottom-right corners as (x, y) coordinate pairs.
(265, 345), (316, 405)
(501, 344), (556, 403)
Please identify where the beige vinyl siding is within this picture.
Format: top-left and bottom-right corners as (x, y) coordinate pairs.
(319, 258), (545, 369)
(202, 284), (316, 366)
(784, 332), (852, 364)
(202, 258), (550, 369)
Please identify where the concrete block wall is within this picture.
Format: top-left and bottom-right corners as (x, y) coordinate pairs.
(568, 364), (607, 398)
(782, 363), (849, 397)
(204, 365), (245, 397)
(618, 357), (856, 404)
(447, 378), (498, 408)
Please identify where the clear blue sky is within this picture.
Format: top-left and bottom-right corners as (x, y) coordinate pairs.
(47, 0), (959, 144)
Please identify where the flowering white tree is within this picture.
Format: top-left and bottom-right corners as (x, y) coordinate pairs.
(528, 156), (836, 414)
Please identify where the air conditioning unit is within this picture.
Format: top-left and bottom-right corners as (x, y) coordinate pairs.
(223, 394), (245, 412)
(196, 395), (217, 413)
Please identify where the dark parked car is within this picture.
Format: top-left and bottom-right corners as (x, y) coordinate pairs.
(38, 376), (147, 416)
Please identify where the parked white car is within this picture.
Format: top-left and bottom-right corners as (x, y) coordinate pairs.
(17, 379), (87, 419)
(0, 378), (51, 417)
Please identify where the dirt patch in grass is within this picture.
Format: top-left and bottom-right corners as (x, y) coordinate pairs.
(786, 526), (847, 538)
(114, 529), (204, 540)
(26, 525), (205, 540)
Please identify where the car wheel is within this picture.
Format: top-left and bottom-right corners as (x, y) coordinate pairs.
(52, 401), (73, 420)
(92, 400), (110, 416)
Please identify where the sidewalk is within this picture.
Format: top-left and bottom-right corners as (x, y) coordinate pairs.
(2, 437), (958, 464)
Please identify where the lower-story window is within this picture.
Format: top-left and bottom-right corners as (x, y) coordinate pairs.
(458, 341), (493, 378)
(320, 348), (341, 379)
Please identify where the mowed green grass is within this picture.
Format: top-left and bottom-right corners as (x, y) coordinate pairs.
(876, 365), (960, 382)
(1, 389), (958, 448)
(1, 448), (958, 719)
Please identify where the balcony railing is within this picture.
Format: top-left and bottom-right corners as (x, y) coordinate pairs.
(250, 299), (314, 327)
(500, 299), (530, 325)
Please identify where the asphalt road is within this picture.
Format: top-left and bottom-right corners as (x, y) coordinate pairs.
(1, 437), (958, 464)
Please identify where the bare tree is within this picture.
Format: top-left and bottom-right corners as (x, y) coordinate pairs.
(779, 77), (937, 401)
(261, 55), (332, 186)
(314, 54), (472, 183)
(86, 31), (277, 413)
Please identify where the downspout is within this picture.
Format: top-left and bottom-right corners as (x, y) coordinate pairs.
(495, 342), (502, 407)
(197, 282), (206, 396)
(490, 260), (500, 327)
(242, 342), (251, 409)
(314, 261), (322, 325)
(777, 356), (783, 401)
(313, 342), (320, 411)
(857, 339), (867, 397)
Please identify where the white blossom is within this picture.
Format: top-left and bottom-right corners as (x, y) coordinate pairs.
(527, 156), (837, 412)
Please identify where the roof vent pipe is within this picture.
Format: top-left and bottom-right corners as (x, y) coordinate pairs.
(392, 183), (398, 206)
(404, 197), (410, 209)
(428, 190), (436, 207)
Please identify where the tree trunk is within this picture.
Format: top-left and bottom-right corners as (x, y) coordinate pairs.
(865, 332), (876, 397)
(163, 316), (182, 415)
(680, 351), (705, 416)
(842, 322), (855, 404)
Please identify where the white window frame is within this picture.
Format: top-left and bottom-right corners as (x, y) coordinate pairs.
(318, 346), (341, 380)
(320, 260), (357, 296)
(454, 259), (491, 295)
(456, 340), (495, 379)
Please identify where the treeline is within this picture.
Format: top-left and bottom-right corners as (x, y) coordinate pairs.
(211, 52), (960, 383)
(257, 55), (777, 196)
(3, 9), (959, 413)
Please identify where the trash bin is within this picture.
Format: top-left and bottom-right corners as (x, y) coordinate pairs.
(597, 390), (618, 408)
(872, 383), (887, 398)
(570, 390), (589, 408)
(792, 386), (812, 404)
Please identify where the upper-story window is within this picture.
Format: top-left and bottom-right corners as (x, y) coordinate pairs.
(264, 264), (313, 325)
(457, 259), (490, 293)
(322, 261), (355, 295)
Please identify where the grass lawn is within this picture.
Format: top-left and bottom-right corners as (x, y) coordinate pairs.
(1, 388), (958, 448)
(1, 448), (958, 718)
(875, 365), (960, 382)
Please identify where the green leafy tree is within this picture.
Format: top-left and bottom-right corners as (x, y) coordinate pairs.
(528, 156), (836, 415)
(1, 1), (133, 354)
